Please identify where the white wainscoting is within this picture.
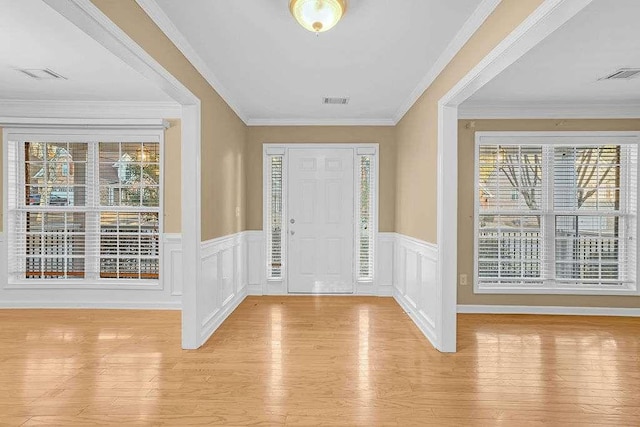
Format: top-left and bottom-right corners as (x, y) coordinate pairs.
(376, 232), (395, 296)
(393, 233), (439, 348)
(0, 232), (182, 309)
(245, 230), (395, 296)
(199, 232), (248, 343)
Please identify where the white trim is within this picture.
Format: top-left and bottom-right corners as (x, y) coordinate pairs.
(393, 0), (502, 124)
(0, 118), (169, 129)
(459, 102), (640, 119)
(134, 0), (248, 123)
(473, 130), (640, 296)
(475, 131), (640, 139)
(393, 233), (439, 348)
(0, 100), (181, 119)
(44, 0), (203, 349)
(247, 118), (396, 127)
(200, 287), (247, 341)
(262, 144), (379, 295)
(3, 126), (166, 288)
(180, 103), (202, 349)
(394, 287), (438, 345)
(433, 0), (595, 353)
(439, 0), (595, 108)
(457, 304), (640, 317)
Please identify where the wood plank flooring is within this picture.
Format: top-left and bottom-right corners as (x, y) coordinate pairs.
(0, 296), (638, 426)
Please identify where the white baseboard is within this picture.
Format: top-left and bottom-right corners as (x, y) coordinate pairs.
(457, 304), (640, 317)
(198, 231), (249, 346)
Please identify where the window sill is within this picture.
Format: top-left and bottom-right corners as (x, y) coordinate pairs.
(475, 282), (638, 296)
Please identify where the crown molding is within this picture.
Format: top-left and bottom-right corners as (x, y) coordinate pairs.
(0, 99), (182, 119)
(43, 0), (198, 106)
(459, 102), (640, 119)
(392, 0), (502, 124)
(135, 0), (248, 124)
(247, 118), (396, 127)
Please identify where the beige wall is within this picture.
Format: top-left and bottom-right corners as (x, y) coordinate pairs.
(458, 119), (640, 307)
(92, 0), (246, 241)
(395, 0), (545, 243)
(163, 119), (182, 233)
(0, 128), (3, 232)
(0, 123), (182, 234)
(246, 126), (396, 231)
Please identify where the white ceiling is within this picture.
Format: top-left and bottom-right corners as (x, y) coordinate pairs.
(151, 0), (483, 124)
(0, 0), (171, 102)
(463, 0), (640, 108)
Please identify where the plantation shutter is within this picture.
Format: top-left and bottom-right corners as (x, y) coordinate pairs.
(552, 144), (637, 285)
(267, 155), (284, 279)
(357, 154), (374, 280)
(476, 136), (637, 291)
(476, 144), (544, 285)
(6, 138), (161, 282)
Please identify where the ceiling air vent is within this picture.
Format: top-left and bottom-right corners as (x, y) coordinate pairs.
(323, 97), (349, 105)
(599, 68), (640, 80)
(18, 68), (67, 80)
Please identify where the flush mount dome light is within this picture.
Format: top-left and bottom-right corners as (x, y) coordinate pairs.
(289, 0), (346, 33)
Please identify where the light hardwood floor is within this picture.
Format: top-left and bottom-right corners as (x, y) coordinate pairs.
(0, 297), (639, 426)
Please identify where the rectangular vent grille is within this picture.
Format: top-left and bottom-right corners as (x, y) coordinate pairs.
(599, 68), (640, 80)
(323, 97), (349, 105)
(19, 68), (67, 80)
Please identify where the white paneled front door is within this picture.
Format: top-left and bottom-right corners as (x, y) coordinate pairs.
(287, 148), (354, 293)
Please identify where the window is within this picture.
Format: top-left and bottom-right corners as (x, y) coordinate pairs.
(475, 133), (638, 294)
(264, 145), (378, 285)
(7, 137), (161, 283)
(266, 155), (284, 280)
(357, 154), (374, 281)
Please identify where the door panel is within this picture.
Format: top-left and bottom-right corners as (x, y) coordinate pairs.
(288, 148), (354, 294)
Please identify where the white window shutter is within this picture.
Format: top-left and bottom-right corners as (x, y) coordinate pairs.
(476, 137), (638, 292)
(6, 139), (161, 282)
(476, 144), (544, 285)
(266, 155), (284, 279)
(357, 155), (374, 281)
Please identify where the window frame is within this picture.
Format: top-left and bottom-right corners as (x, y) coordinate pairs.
(474, 131), (640, 296)
(3, 127), (164, 290)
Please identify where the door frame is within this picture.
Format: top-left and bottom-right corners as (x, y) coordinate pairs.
(436, 0), (595, 352)
(263, 143), (379, 295)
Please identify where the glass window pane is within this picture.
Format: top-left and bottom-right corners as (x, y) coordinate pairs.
(554, 146), (621, 211)
(479, 145), (542, 212)
(16, 140), (160, 281)
(267, 156), (283, 279)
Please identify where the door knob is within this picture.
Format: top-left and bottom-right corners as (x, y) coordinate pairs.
(290, 218), (296, 224)
(290, 230), (296, 235)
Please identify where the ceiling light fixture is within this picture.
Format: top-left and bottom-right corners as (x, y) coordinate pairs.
(289, 0), (346, 34)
